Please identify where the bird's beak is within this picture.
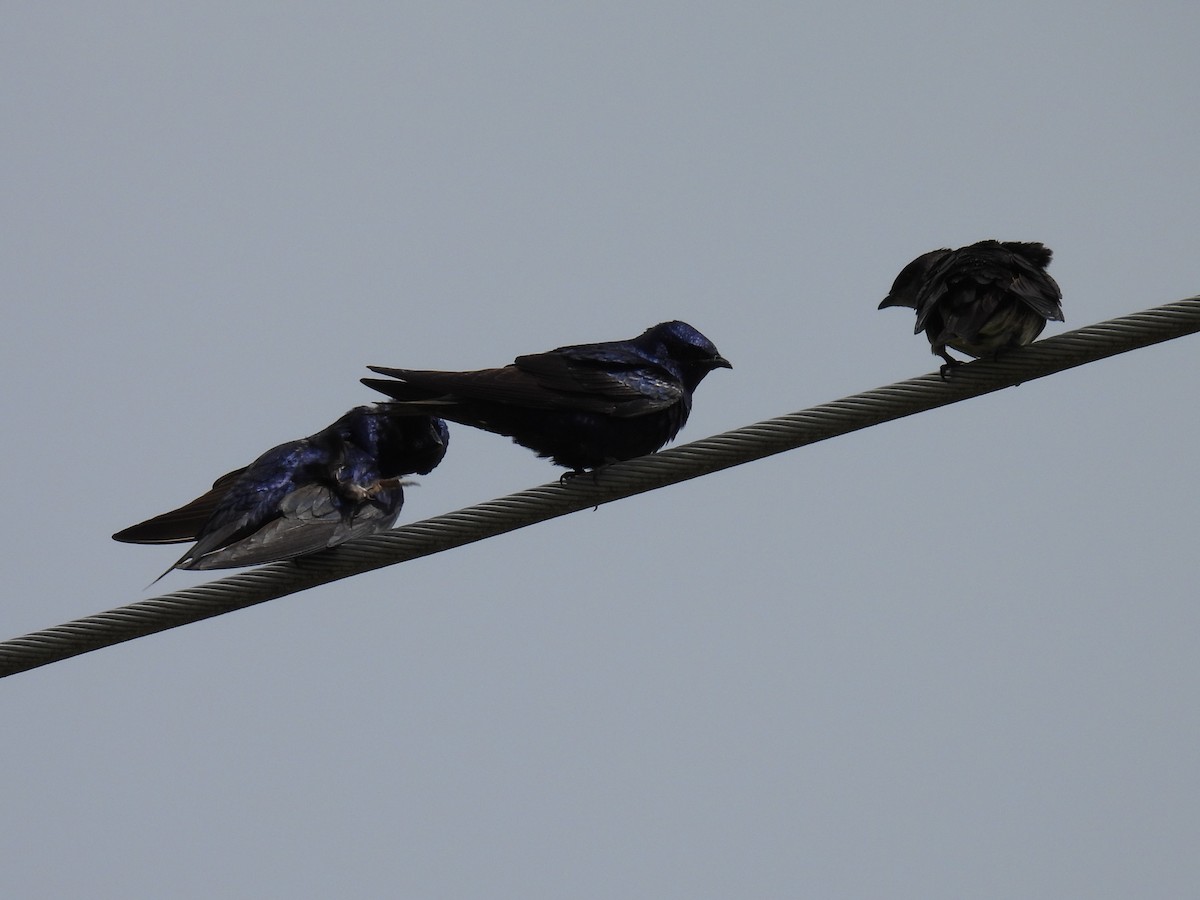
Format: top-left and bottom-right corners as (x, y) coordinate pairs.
(711, 356), (732, 370)
(878, 296), (898, 309)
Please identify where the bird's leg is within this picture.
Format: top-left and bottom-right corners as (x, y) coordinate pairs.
(339, 481), (373, 501)
(937, 350), (962, 380)
(558, 467), (603, 485)
(364, 477), (409, 498)
(335, 477), (408, 501)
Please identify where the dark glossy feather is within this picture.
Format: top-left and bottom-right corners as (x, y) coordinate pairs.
(362, 320), (730, 473)
(112, 467), (247, 544)
(114, 406), (449, 576)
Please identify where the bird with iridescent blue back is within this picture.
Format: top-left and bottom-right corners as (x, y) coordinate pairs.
(879, 240), (1064, 375)
(361, 321), (731, 476)
(113, 406), (448, 577)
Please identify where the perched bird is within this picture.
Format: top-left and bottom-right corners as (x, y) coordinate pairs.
(362, 320), (731, 476)
(113, 406), (448, 576)
(879, 240), (1064, 375)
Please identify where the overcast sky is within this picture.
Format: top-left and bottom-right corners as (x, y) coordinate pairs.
(4, 3), (1199, 897)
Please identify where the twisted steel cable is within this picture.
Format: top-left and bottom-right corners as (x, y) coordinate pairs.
(3, 296), (1198, 678)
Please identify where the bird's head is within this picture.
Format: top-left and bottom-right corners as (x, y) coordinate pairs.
(346, 407), (450, 476)
(646, 321), (732, 386)
(878, 249), (950, 311)
(384, 414), (449, 476)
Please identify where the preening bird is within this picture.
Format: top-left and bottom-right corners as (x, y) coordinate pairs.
(113, 406), (448, 577)
(879, 240), (1064, 375)
(362, 320), (731, 476)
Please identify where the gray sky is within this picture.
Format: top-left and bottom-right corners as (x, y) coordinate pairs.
(4, 3), (1198, 897)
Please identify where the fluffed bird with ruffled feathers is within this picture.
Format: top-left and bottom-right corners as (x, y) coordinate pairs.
(879, 240), (1064, 376)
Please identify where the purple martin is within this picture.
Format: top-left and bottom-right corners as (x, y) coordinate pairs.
(113, 406), (448, 576)
(879, 240), (1064, 375)
(361, 320), (731, 476)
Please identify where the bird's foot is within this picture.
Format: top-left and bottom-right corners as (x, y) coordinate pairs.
(340, 481), (373, 501)
(938, 357), (962, 380)
(367, 477), (408, 497)
(558, 468), (600, 485)
(342, 477), (407, 501)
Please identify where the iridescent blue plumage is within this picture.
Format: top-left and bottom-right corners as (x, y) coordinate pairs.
(113, 406), (448, 576)
(361, 321), (731, 474)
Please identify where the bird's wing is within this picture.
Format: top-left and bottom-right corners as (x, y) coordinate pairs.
(185, 483), (401, 569)
(1003, 247), (1065, 322)
(912, 279), (951, 334)
(365, 350), (683, 417)
(515, 347), (684, 415)
(912, 243), (1065, 332)
(163, 442), (319, 557)
(112, 466), (248, 544)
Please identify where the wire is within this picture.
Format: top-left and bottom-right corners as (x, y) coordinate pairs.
(3, 295), (1198, 678)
